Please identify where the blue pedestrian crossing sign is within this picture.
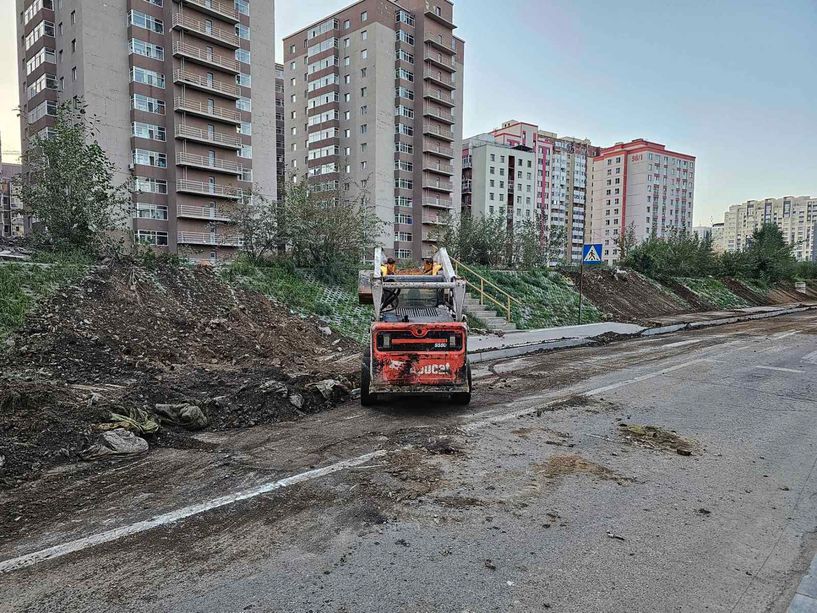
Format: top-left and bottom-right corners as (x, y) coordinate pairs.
(582, 244), (603, 265)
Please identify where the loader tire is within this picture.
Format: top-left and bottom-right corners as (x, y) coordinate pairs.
(360, 355), (376, 407)
(452, 364), (472, 406)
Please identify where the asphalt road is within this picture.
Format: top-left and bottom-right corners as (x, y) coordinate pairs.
(2, 312), (817, 612)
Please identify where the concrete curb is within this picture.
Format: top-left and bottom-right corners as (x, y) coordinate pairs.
(468, 305), (817, 363)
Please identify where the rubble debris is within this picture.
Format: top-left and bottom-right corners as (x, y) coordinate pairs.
(484, 559), (497, 570)
(154, 403), (208, 430)
(307, 379), (351, 401)
(536, 455), (631, 486)
(0, 261), (360, 488)
(80, 429), (148, 460)
(618, 423), (696, 456)
(606, 531), (626, 541)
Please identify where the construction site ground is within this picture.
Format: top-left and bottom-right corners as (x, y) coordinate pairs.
(2, 313), (817, 612)
(0, 261), (359, 488)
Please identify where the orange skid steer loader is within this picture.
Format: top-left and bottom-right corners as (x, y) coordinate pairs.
(358, 248), (472, 406)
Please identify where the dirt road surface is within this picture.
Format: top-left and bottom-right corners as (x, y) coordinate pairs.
(2, 313), (817, 612)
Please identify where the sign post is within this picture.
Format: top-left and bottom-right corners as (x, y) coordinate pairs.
(579, 244), (603, 325)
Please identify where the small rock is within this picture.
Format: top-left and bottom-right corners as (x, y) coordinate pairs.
(697, 508), (711, 515)
(484, 559), (497, 570)
(288, 393), (304, 409)
(318, 326), (332, 336)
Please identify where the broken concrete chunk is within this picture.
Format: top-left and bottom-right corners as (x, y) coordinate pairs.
(288, 393), (304, 409)
(258, 380), (289, 396)
(81, 428), (148, 460)
(307, 379), (351, 400)
(154, 403), (208, 430)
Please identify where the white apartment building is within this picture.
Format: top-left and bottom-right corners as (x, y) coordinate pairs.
(461, 134), (537, 227)
(587, 139), (696, 265)
(721, 196), (817, 261)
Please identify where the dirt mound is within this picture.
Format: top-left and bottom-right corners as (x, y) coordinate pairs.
(563, 268), (691, 323)
(720, 278), (771, 306)
(0, 261), (361, 488)
(618, 423), (696, 456)
(768, 281), (817, 304)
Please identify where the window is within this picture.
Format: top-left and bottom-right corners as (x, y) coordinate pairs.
(396, 142), (414, 154)
(237, 97), (251, 111)
(132, 93), (165, 115)
(396, 86), (414, 100)
(23, 0), (53, 26)
(71, 39), (76, 52)
(129, 38), (164, 60)
(396, 10), (415, 26)
(361, 105), (368, 115)
(344, 19), (350, 29)
(396, 123), (413, 136)
(397, 30), (415, 45)
(361, 49), (368, 59)
(131, 66), (165, 88)
(134, 204), (168, 221)
(24, 21), (55, 50)
(132, 121), (166, 141)
(361, 87), (367, 97)
(236, 0), (249, 16)
(396, 68), (414, 82)
(71, 66), (77, 81)
(395, 232), (413, 243)
(128, 10), (163, 33)
(25, 47), (56, 75)
(235, 49), (251, 64)
(360, 124), (368, 134)
(236, 24), (250, 40)
(135, 230), (169, 246)
(133, 148), (167, 168)
(361, 10), (368, 21)
(27, 99), (57, 124)
(361, 30), (368, 40)
(397, 49), (414, 64)
(70, 10), (75, 24)
(26, 73), (57, 100)
(133, 177), (168, 194)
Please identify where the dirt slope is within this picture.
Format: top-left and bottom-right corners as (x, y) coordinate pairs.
(562, 269), (692, 323)
(0, 261), (360, 488)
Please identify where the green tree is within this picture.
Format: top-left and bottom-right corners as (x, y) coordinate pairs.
(230, 187), (282, 260)
(744, 223), (797, 282)
(14, 98), (130, 254)
(279, 175), (383, 283)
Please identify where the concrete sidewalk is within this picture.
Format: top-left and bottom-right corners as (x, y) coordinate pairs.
(469, 303), (817, 362)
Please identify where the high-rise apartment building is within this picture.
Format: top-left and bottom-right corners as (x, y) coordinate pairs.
(587, 139), (696, 265)
(283, 0), (465, 260)
(721, 196), (817, 261)
(461, 134), (537, 228)
(15, 0), (277, 264)
(275, 62), (285, 203)
(1, 163), (24, 238)
(487, 121), (599, 263)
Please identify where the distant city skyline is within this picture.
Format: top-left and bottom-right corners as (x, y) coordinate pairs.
(2, 0), (815, 227)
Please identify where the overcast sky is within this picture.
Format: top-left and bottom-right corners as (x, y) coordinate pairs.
(2, 0), (815, 225)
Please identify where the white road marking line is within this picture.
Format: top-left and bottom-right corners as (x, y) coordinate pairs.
(663, 339), (705, 349)
(773, 330), (801, 340)
(802, 350), (817, 365)
(583, 358), (709, 396)
(755, 365), (805, 374)
(0, 450), (388, 574)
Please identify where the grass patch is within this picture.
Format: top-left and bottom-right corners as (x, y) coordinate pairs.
(223, 257), (372, 343)
(674, 277), (750, 310)
(458, 266), (604, 329)
(0, 250), (91, 339)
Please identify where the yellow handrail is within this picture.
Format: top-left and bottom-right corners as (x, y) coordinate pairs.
(450, 257), (522, 322)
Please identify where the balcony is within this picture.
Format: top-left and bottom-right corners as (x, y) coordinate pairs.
(176, 179), (243, 199)
(173, 69), (240, 99)
(178, 231), (243, 246)
(425, 49), (456, 71)
(462, 156), (472, 169)
(173, 41), (240, 74)
(425, 34), (456, 56)
(176, 151), (242, 175)
(424, 157), (454, 176)
(424, 196), (453, 210)
(461, 180), (472, 193)
(177, 204), (233, 221)
(175, 124), (242, 149)
(179, 0), (240, 24)
(423, 105), (455, 125)
(424, 89), (455, 108)
(172, 12), (240, 49)
(424, 176), (454, 192)
(423, 122), (454, 142)
(424, 8), (456, 29)
(174, 97), (241, 124)
(422, 214), (448, 225)
(424, 70), (456, 90)
(422, 233), (440, 243)
(423, 140), (454, 159)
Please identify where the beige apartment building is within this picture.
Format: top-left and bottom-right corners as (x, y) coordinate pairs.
(487, 121), (599, 263)
(461, 134), (537, 227)
(283, 0), (465, 260)
(15, 0), (277, 263)
(721, 196), (817, 261)
(587, 139), (696, 265)
(1, 163), (24, 238)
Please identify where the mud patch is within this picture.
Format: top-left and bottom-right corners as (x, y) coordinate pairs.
(618, 423), (696, 455)
(540, 395), (617, 415)
(536, 454), (631, 485)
